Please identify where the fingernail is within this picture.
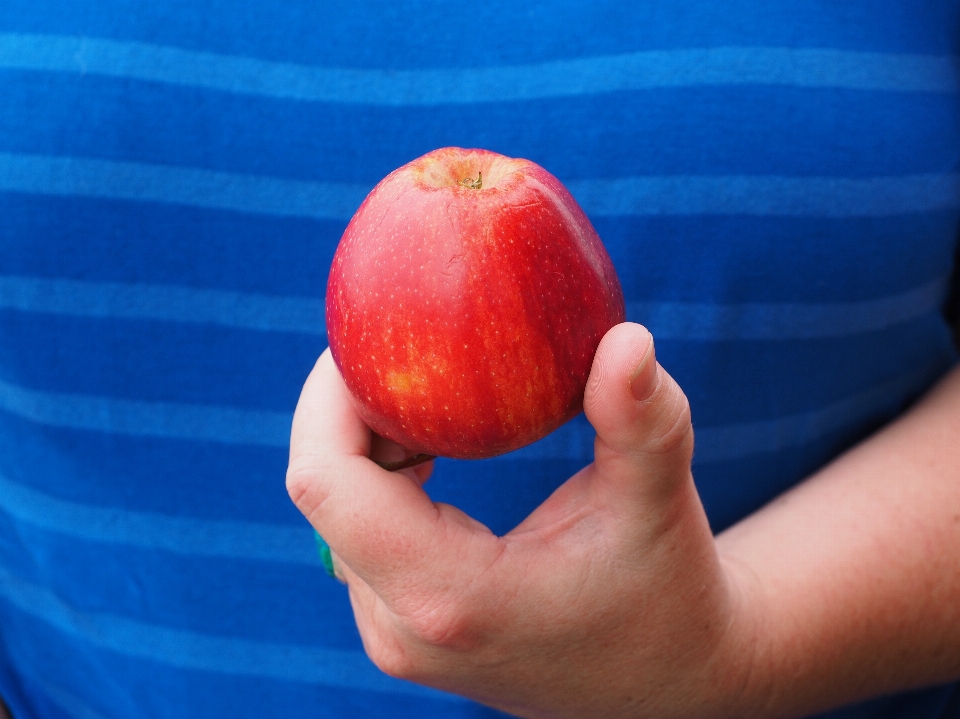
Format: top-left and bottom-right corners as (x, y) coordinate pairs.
(314, 531), (338, 579)
(629, 340), (658, 401)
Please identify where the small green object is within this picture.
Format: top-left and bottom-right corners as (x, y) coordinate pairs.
(314, 531), (336, 578)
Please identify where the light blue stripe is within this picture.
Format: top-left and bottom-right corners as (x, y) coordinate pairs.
(510, 361), (945, 464)
(0, 275), (324, 334)
(0, 273), (947, 340)
(0, 360), (946, 461)
(628, 276), (950, 340)
(566, 174), (960, 217)
(0, 34), (957, 104)
(3, 153), (958, 219)
(0, 473), (315, 564)
(0, 376), (292, 447)
(0, 568), (458, 699)
(0, 152), (369, 220)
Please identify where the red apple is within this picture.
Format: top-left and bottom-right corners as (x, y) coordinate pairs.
(325, 147), (625, 460)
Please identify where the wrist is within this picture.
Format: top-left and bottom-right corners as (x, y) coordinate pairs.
(700, 552), (776, 719)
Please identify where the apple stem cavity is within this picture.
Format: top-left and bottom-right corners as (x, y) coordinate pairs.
(374, 453), (436, 472)
(458, 171), (482, 190)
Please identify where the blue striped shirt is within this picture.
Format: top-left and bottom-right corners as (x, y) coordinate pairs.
(0, 1), (958, 717)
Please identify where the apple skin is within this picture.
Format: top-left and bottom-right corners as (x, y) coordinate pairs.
(326, 147), (625, 460)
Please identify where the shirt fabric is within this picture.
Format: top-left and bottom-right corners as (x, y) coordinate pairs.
(0, 1), (959, 717)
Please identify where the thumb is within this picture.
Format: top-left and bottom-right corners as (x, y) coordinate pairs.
(583, 322), (694, 502)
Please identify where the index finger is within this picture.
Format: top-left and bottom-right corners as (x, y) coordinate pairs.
(286, 349), (445, 591)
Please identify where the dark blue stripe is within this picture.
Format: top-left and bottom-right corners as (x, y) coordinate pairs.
(0, 193), (339, 297)
(3, 0), (957, 66)
(0, 408), (291, 523)
(2, 198), (951, 303)
(596, 214), (960, 305)
(1, 34), (957, 104)
(4, 75), (958, 181)
(0, 308), (319, 410)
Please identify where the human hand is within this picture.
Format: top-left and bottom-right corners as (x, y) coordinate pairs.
(287, 323), (755, 718)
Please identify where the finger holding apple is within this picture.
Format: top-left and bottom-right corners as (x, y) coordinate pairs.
(287, 326), (754, 718)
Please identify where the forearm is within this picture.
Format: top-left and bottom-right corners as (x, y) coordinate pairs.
(716, 363), (960, 718)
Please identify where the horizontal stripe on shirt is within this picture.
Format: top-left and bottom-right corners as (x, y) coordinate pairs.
(0, 362), (942, 462)
(0, 568), (456, 698)
(1, 34), (957, 105)
(565, 175), (960, 217)
(0, 473), (316, 564)
(0, 274), (947, 340)
(508, 359), (943, 463)
(2, 154), (959, 219)
(0, 375), (291, 446)
(627, 276), (949, 340)
(0, 275), (325, 334)
(0, 153), (368, 221)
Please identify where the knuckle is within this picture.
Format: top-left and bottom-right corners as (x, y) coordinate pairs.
(366, 634), (421, 680)
(364, 600), (478, 680)
(403, 594), (481, 652)
(285, 457), (338, 520)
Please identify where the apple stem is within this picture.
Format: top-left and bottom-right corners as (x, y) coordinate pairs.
(458, 171), (482, 190)
(375, 453), (436, 472)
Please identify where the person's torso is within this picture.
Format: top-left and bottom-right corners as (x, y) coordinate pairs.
(0, 2), (958, 717)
